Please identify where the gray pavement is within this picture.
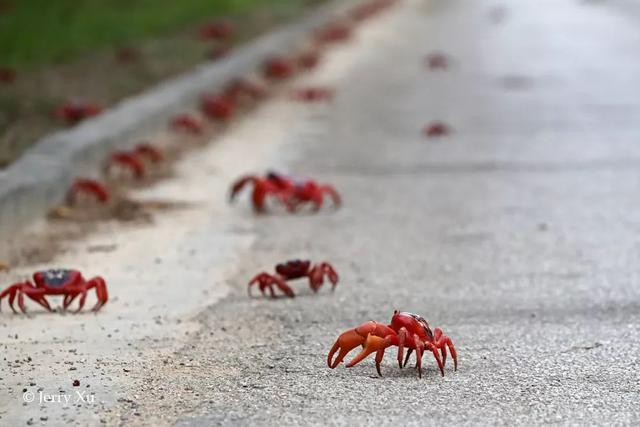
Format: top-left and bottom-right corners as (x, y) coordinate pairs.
(5, 0), (640, 425)
(128, 0), (640, 425)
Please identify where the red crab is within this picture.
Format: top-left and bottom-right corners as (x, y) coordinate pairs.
(423, 122), (451, 138)
(262, 56), (295, 80)
(424, 52), (449, 70)
(0, 269), (108, 314)
(200, 93), (235, 122)
(297, 50), (322, 70)
(290, 87), (335, 102)
(54, 101), (102, 125)
(224, 78), (268, 102)
(171, 114), (204, 135)
(133, 143), (163, 164)
(314, 22), (352, 44)
(104, 151), (146, 180)
(350, 2), (384, 21)
(249, 259), (339, 298)
(0, 67), (16, 83)
(198, 19), (235, 41)
(350, 0), (398, 21)
(207, 45), (231, 61)
(66, 179), (110, 205)
(230, 171), (341, 213)
(328, 310), (458, 378)
(115, 46), (141, 64)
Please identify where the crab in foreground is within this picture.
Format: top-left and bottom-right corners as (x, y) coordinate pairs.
(249, 259), (338, 298)
(0, 269), (108, 314)
(328, 310), (457, 378)
(230, 171), (341, 213)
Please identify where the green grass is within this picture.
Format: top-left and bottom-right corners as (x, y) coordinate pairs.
(0, 0), (324, 166)
(0, 0), (316, 68)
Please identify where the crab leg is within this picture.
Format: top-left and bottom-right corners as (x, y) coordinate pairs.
(248, 273), (294, 298)
(308, 262), (339, 292)
(396, 327), (408, 368)
(413, 335), (424, 378)
(230, 176), (275, 213)
(74, 290), (88, 313)
(320, 185), (341, 208)
(88, 277), (108, 311)
(309, 190), (325, 212)
(425, 341), (445, 377)
(433, 328), (458, 371)
(402, 348), (413, 368)
(1, 283), (51, 313)
(25, 291), (52, 312)
(0, 284), (21, 313)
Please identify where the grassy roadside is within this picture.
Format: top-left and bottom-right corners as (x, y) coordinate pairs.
(0, 0), (325, 166)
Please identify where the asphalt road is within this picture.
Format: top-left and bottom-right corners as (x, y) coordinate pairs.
(3, 0), (640, 425)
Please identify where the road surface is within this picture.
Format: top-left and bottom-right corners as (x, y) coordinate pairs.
(2, 0), (640, 425)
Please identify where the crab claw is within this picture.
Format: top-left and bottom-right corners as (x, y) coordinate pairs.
(327, 321), (395, 372)
(327, 326), (367, 369)
(345, 333), (392, 376)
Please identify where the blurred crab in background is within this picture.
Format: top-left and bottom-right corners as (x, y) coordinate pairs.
(197, 19), (235, 41)
(224, 78), (268, 105)
(296, 50), (322, 71)
(200, 93), (235, 122)
(170, 114), (204, 135)
(230, 171), (341, 213)
(262, 56), (296, 81)
(207, 45), (231, 61)
(103, 143), (164, 181)
(314, 22), (352, 45)
(290, 87), (335, 103)
(423, 122), (451, 138)
(65, 178), (110, 206)
(424, 52), (449, 70)
(114, 46), (141, 64)
(0, 66), (16, 83)
(249, 259), (339, 298)
(54, 100), (102, 125)
(328, 310), (457, 378)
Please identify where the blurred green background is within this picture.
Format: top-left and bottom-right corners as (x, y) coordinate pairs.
(0, 0), (319, 68)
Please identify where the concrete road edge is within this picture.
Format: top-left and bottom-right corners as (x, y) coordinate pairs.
(0, 0), (353, 239)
